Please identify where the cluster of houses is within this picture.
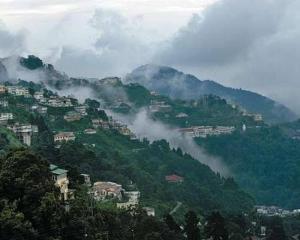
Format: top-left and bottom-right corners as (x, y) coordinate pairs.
(50, 163), (155, 215)
(256, 205), (300, 217)
(179, 126), (236, 138)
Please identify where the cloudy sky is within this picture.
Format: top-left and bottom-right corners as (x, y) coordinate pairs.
(1, 0), (300, 113)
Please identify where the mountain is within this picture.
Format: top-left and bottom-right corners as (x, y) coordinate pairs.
(126, 64), (298, 124)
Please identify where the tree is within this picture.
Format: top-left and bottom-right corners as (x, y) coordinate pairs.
(205, 212), (228, 240)
(0, 200), (37, 240)
(164, 214), (181, 233)
(267, 217), (287, 240)
(184, 211), (200, 240)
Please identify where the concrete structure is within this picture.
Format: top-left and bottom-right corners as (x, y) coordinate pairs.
(8, 124), (38, 146)
(50, 164), (70, 201)
(149, 100), (172, 113)
(92, 181), (123, 201)
(54, 132), (76, 142)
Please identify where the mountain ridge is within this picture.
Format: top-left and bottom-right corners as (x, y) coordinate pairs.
(126, 64), (298, 123)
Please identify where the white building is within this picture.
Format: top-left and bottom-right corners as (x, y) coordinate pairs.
(50, 164), (70, 201)
(0, 100), (8, 107)
(54, 132), (76, 142)
(7, 86), (30, 97)
(0, 112), (13, 121)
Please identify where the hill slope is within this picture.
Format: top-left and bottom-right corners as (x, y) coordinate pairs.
(126, 64), (297, 123)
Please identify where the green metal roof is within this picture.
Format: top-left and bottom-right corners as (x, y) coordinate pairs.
(49, 164), (68, 175)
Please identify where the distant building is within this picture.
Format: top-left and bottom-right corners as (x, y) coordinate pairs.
(80, 174), (91, 187)
(0, 112), (13, 122)
(179, 126), (235, 138)
(176, 113), (189, 118)
(0, 85), (7, 94)
(7, 86), (30, 97)
(50, 164), (70, 201)
(92, 181), (123, 201)
(46, 96), (73, 107)
(84, 128), (97, 135)
(64, 111), (82, 122)
(0, 100), (8, 107)
(165, 174), (184, 183)
(143, 207), (155, 216)
(74, 105), (88, 116)
(8, 124), (38, 146)
(34, 91), (44, 101)
(92, 119), (110, 129)
(54, 132), (76, 142)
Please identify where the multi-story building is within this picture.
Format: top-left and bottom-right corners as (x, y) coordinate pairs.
(50, 164), (70, 201)
(0, 85), (7, 94)
(8, 124), (38, 146)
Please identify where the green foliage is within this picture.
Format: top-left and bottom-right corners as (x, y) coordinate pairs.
(196, 127), (300, 208)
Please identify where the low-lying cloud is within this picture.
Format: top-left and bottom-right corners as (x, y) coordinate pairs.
(110, 109), (230, 176)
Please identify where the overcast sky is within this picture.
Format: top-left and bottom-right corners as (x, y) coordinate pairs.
(1, 0), (300, 113)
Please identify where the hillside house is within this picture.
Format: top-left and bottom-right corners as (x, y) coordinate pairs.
(64, 111), (82, 122)
(54, 132), (76, 142)
(179, 126), (235, 138)
(84, 128), (97, 135)
(92, 181), (123, 201)
(0, 113), (13, 124)
(8, 124), (38, 146)
(92, 119), (110, 129)
(176, 113), (189, 118)
(7, 86), (30, 97)
(33, 91), (44, 101)
(47, 96), (73, 107)
(50, 164), (70, 201)
(0, 100), (8, 107)
(74, 105), (88, 116)
(149, 100), (172, 113)
(0, 85), (6, 94)
(37, 106), (47, 115)
(165, 174), (184, 183)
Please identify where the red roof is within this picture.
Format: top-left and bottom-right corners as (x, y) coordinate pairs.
(165, 174), (184, 182)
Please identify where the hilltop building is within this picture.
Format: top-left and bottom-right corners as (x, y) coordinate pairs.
(176, 113), (189, 118)
(84, 128), (97, 135)
(179, 126), (235, 138)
